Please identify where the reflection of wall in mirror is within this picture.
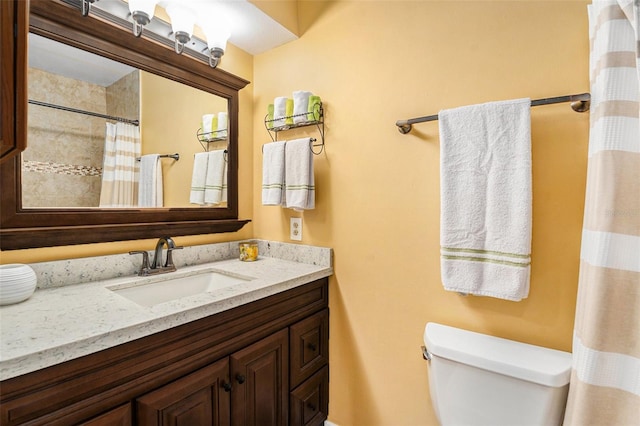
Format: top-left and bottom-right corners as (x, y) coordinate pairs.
(140, 71), (229, 208)
(23, 68), (140, 208)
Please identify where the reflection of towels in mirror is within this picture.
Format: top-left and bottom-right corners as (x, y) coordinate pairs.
(217, 112), (228, 139)
(204, 150), (227, 205)
(190, 151), (227, 206)
(190, 152), (208, 205)
(138, 154), (163, 207)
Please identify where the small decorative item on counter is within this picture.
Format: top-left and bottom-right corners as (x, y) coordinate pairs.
(0, 264), (37, 305)
(239, 241), (259, 261)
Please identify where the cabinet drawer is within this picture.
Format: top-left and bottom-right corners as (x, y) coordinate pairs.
(290, 309), (328, 388)
(290, 366), (329, 426)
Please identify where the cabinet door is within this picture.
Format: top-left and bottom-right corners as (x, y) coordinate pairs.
(136, 358), (231, 426)
(0, 0), (28, 163)
(230, 329), (289, 426)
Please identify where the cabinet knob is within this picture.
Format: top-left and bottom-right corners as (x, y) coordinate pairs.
(236, 374), (246, 384)
(307, 403), (317, 411)
(307, 342), (317, 351)
(222, 382), (232, 392)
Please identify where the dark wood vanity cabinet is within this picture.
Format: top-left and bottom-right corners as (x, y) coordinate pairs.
(0, 278), (329, 426)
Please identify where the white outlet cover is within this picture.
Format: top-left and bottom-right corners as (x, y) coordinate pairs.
(290, 217), (302, 241)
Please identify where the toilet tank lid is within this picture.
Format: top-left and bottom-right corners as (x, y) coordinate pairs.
(423, 323), (572, 387)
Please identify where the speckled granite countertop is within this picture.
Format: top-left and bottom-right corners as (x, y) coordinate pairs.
(0, 240), (332, 381)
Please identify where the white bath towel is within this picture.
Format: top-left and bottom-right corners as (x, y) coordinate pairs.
(438, 98), (532, 301)
(217, 111), (228, 139)
(273, 96), (288, 128)
(285, 137), (315, 210)
(262, 141), (286, 206)
(204, 150), (226, 205)
(293, 91), (313, 124)
(138, 154), (163, 207)
(190, 152), (209, 205)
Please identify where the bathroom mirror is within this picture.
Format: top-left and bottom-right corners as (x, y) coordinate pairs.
(0, 0), (250, 250)
(23, 33), (229, 209)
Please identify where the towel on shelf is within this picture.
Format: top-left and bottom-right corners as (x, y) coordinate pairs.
(285, 137), (315, 210)
(293, 91), (313, 124)
(138, 154), (163, 207)
(308, 95), (322, 121)
(285, 99), (294, 125)
(217, 111), (228, 139)
(204, 150), (227, 205)
(267, 104), (275, 129)
(438, 98), (532, 301)
(202, 114), (215, 139)
(273, 97), (288, 128)
(190, 152), (209, 205)
(262, 141), (286, 206)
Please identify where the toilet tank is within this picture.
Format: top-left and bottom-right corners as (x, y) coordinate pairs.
(423, 323), (572, 426)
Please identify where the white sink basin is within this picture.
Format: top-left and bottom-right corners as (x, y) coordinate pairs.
(108, 270), (254, 307)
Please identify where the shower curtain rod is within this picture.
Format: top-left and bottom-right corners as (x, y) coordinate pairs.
(28, 99), (140, 126)
(395, 92), (591, 134)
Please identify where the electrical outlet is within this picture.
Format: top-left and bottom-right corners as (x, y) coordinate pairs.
(290, 217), (302, 241)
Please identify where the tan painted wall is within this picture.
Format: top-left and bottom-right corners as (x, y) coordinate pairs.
(252, 1), (590, 424)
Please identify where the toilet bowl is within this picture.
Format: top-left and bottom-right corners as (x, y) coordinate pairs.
(423, 322), (572, 426)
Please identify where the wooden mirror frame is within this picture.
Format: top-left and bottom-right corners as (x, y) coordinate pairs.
(0, 0), (250, 250)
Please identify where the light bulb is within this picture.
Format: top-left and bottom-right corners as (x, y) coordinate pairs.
(166, 3), (197, 54)
(201, 19), (230, 68)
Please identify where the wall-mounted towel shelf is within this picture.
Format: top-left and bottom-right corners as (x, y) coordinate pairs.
(196, 129), (228, 144)
(196, 128), (228, 154)
(136, 153), (180, 161)
(395, 93), (591, 134)
(265, 103), (325, 154)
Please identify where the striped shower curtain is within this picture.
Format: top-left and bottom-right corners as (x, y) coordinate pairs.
(563, 0), (640, 424)
(99, 122), (141, 207)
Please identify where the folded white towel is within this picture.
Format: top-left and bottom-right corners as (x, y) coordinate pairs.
(285, 137), (315, 210)
(190, 152), (209, 205)
(217, 111), (228, 139)
(293, 91), (312, 124)
(202, 113), (215, 138)
(438, 98), (532, 301)
(273, 96), (288, 128)
(138, 154), (163, 207)
(204, 150), (226, 205)
(262, 141), (286, 206)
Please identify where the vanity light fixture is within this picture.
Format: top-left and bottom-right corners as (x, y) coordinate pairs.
(128, 0), (157, 37)
(165, 2), (196, 54)
(201, 18), (230, 68)
(82, 0), (229, 68)
(81, 0), (95, 17)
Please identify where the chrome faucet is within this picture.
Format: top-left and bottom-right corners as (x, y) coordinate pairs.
(129, 237), (183, 276)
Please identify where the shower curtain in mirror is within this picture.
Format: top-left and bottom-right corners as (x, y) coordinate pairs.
(99, 122), (141, 207)
(564, 0), (640, 424)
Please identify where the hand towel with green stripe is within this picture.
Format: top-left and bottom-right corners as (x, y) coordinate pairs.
(438, 98), (532, 301)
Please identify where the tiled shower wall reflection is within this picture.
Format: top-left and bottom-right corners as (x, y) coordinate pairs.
(23, 69), (139, 208)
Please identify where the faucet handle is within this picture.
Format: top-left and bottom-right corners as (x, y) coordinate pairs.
(165, 246), (183, 268)
(129, 250), (150, 275)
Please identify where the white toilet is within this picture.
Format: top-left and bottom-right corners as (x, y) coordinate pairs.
(423, 322), (572, 426)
